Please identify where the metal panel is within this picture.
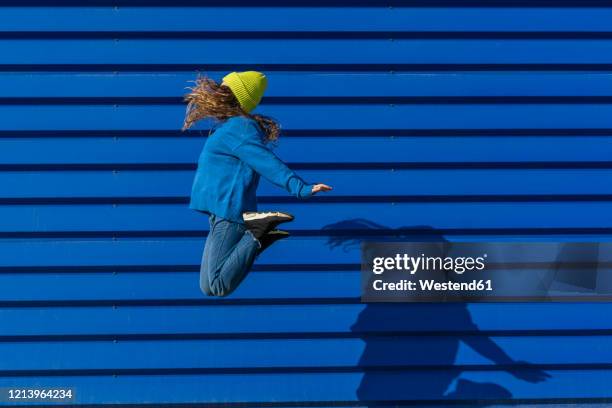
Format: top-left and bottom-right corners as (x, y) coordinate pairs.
(0, 3), (610, 406)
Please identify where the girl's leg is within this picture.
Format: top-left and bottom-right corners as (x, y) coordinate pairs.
(209, 230), (260, 296)
(200, 214), (260, 297)
(199, 215), (215, 296)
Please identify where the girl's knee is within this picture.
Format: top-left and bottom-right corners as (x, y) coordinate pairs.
(207, 280), (233, 297)
(199, 280), (214, 297)
(209, 286), (232, 297)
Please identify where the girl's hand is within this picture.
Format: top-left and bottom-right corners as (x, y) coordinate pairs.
(312, 184), (333, 195)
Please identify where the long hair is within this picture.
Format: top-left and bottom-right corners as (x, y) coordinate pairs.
(181, 73), (281, 142)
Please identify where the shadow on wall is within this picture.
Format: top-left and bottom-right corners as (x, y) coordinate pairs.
(321, 219), (551, 406)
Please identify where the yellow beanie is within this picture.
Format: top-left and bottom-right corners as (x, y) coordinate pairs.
(222, 71), (267, 113)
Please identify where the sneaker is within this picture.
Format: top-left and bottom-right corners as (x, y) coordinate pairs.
(257, 229), (290, 255)
(243, 211), (294, 240)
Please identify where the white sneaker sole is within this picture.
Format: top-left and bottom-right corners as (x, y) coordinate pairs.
(267, 229), (290, 237)
(243, 211), (294, 222)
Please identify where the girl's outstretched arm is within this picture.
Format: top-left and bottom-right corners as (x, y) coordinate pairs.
(231, 120), (331, 198)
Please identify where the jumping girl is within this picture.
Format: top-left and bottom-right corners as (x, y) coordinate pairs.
(181, 71), (332, 297)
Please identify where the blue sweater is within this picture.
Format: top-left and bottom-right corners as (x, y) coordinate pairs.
(189, 115), (314, 223)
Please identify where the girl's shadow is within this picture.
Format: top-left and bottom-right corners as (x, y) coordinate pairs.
(322, 218), (550, 406)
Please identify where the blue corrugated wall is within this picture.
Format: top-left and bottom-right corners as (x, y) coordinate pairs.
(1, 2), (612, 406)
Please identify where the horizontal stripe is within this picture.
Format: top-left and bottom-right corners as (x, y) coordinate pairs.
(0, 336), (610, 370)
(3, 237), (612, 267)
(1, 136), (612, 164)
(0, 203), (611, 233)
(0, 268), (608, 302)
(1, 104), (612, 130)
(0, 303), (611, 335)
(3, 72), (612, 98)
(0, 270), (360, 301)
(0, 136), (612, 165)
(3, 40), (612, 65)
(1, 169), (611, 198)
(0, 370), (609, 403)
(1, 8), (612, 32)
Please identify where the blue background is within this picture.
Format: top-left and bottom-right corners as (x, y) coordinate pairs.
(1, 2), (612, 406)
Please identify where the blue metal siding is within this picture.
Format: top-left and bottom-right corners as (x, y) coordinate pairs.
(1, 3), (611, 406)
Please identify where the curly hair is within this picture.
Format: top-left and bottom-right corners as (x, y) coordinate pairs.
(181, 73), (281, 142)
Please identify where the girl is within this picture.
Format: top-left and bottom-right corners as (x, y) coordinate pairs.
(181, 71), (332, 297)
